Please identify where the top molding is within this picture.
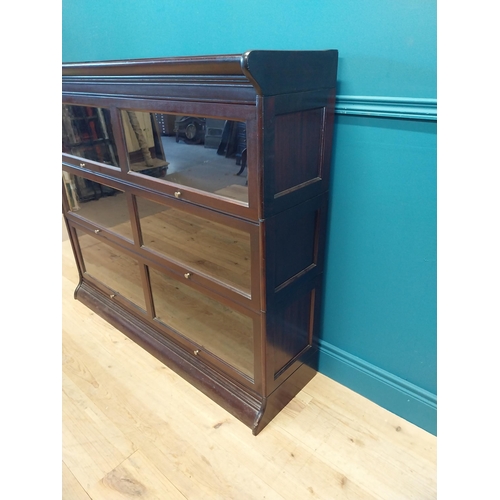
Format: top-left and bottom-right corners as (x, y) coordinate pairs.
(62, 50), (339, 97)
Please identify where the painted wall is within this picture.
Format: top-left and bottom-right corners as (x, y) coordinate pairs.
(63, 0), (437, 434)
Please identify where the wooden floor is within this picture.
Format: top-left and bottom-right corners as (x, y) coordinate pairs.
(62, 237), (437, 500)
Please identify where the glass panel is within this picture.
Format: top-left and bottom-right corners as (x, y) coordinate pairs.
(63, 172), (133, 241)
(149, 267), (254, 379)
(76, 229), (146, 311)
(62, 105), (119, 167)
(121, 111), (248, 205)
(136, 196), (251, 295)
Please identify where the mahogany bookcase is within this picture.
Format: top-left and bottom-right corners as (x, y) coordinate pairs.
(62, 50), (338, 435)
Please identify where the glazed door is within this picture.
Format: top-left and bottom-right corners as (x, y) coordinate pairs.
(62, 98), (261, 221)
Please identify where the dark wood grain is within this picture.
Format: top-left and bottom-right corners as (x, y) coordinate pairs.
(62, 51), (337, 435)
(274, 108), (324, 194)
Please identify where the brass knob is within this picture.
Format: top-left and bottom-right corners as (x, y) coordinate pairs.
(80, 163), (85, 167)
(110, 294), (116, 298)
(94, 229), (101, 234)
(184, 272), (192, 279)
(174, 191), (182, 198)
(193, 349), (200, 356)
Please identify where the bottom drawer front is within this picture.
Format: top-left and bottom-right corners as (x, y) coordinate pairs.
(148, 266), (254, 380)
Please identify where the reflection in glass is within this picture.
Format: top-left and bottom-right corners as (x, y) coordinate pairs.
(63, 172), (133, 241)
(149, 267), (254, 379)
(76, 229), (146, 311)
(62, 105), (119, 167)
(122, 111), (248, 205)
(121, 110), (169, 178)
(136, 196), (251, 295)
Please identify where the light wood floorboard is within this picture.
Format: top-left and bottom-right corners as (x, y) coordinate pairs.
(62, 238), (437, 499)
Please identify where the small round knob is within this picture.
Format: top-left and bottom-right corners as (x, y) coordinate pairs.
(94, 229), (101, 234)
(184, 272), (192, 279)
(110, 294), (116, 299)
(80, 163), (85, 167)
(193, 349), (200, 356)
(174, 191), (182, 198)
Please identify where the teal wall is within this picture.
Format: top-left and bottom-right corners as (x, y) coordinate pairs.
(63, 0), (437, 434)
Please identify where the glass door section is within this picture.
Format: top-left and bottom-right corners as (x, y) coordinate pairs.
(62, 105), (119, 168)
(76, 229), (146, 312)
(63, 172), (133, 241)
(121, 111), (249, 205)
(136, 196), (251, 296)
(149, 266), (254, 380)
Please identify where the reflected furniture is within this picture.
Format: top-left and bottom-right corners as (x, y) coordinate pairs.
(62, 50), (338, 435)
